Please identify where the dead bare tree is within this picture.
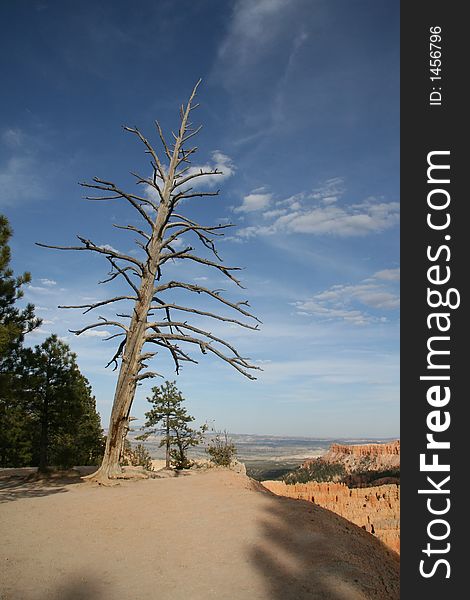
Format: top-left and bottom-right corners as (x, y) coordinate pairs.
(37, 80), (260, 483)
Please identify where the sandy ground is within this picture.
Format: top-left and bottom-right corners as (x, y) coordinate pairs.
(0, 468), (399, 600)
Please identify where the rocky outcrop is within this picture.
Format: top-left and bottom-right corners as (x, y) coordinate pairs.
(303, 440), (400, 473)
(262, 480), (400, 554)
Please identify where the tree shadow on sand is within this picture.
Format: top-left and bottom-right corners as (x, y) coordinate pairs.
(0, 472), (83, 504)
(44, 574), (108, 600)
(250, 489), (400, 600)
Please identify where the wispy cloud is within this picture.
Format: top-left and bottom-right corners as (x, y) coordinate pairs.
(2, 128), (26, 148)
(260, 355), (398, 386)
(0, 126), (55, 208)
(27, 285), (57, 295)
(233, 178), (399, 238)
(373, 268), (400, 281)
(215, 0), (295, 82)
(0, 156), (48, 208)
(293, 269), (400, 325)
(212, 0), (310, 143)
(39, 278), (57, 286)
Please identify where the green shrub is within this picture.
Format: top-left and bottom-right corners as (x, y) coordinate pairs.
(121, 440), (153, 471)
(206, 430), (237, 467)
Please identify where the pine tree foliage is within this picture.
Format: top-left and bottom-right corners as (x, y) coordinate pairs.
(0, 215), (41, 467)
(139, 380), (206, 469)
(0, 217), (104, 469)
(20, 335), (105, 470)
(0, 215), (41, 360)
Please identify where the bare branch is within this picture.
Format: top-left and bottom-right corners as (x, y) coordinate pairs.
(100, 257), (142, 296)
(146, 321), (249, 360)
(165, 253), (243, 286)
(171, 167), (221, 191)
(36, 236), (145, 274)
(181, 124), (203, 145)
(176, 146), (198, 166)
(123, 126), (166, 181)
(162, 225), (224, 260)
(173, 189), (220, 203)
(59, 295), (137, 315)
(148, 300), (259, 330)
(164, 221), (232, 235)
(129, 171), (164, 205)
(144, 332), (260, 380)
(113, 223), (151, 241)
(155, 120), (172, 160)
(133, 371), (163, 381)
(103, 332), (126, 341)
(158, 246), (193, 265)
(81, 179), (157, 229)
(70, 318), (128, 337)
(154, 281), (261, 323)
(105, 337), (127, 370)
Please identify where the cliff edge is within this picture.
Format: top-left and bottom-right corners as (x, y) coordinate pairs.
(0, 468), (399, 600)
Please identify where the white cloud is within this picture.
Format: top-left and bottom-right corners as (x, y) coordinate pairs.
(98, 244), (120, 253)
(262, 208), (287, 219)
(373, 268), (400, 281)
(182, 151), (235, 189)
(79, 329), (112, 338)
(310, 177), (345, 201)
(144, 151), (235, 203)
(293, 270), (400, 325)
(39, 278), (57, 286)
(235, 179), (399, 238)
(234, 192), (272, 213)
(275, 200), (399, 236)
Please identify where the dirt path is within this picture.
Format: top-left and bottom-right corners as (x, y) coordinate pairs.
(0, 469), (399, 600)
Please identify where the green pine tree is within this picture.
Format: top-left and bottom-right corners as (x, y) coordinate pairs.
(20, 335), (104, 471)
(0, 215), (41, 467)
(0, 215), (41, 360)
(139, 380), (206, 470)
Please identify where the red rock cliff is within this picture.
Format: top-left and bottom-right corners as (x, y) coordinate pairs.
(303, 440), (400, 473)
(262, 480), (400, 554)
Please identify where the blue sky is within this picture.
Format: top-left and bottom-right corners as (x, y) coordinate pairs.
(1, 0), (399, 437)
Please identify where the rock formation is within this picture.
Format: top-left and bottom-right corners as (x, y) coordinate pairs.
(303, 440), (400, 473)
(262, 480), (400, 554)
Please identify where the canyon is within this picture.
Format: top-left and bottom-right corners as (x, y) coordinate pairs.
(262, 480), (400, 554)
(263, 441), (400, 554)
(305, 440), (400, 473)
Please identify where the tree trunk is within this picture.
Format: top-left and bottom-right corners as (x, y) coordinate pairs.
(165, 414), (170, 469)
(38, 372), (50, 473)
(38, 413), (48, 473)
(86, 215), (169, 484)
(85, 291), (151, 482)
(83, 94), (209, 484)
